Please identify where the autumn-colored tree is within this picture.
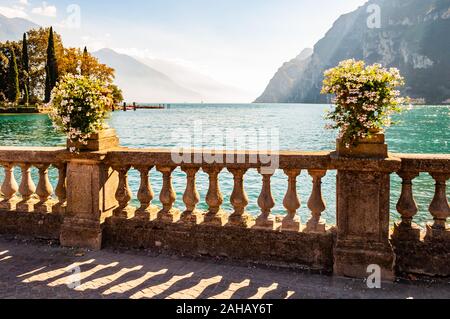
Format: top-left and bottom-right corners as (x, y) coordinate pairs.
(59, 47), (80, 76)
(1, 27), (121, 105)
(60, 47), (114, 83)
(26, 27), (63, 101)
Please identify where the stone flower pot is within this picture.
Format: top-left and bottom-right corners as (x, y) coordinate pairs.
(67, 128), (120, 152)
(336, 129), (388, 159)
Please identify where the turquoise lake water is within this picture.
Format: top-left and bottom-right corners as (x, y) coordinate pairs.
(0, 103), (449, 227)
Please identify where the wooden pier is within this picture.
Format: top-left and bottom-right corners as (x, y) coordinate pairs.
(115, 103), (170, 111)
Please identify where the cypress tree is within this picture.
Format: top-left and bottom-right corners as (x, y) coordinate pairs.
(22, 84), (29, 106)
(81, 46), (89, 75)
(44, 27), (59, 102)
(22, 33), (30, 104)
(6, 48), (20, 103)
(44, 65), (51, 103)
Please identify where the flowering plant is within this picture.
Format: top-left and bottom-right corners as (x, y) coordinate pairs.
(321, 59), (408, 147)
(49, 74), (113, 151)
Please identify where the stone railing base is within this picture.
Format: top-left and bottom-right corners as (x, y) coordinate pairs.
(0, 208), (448, 278)
(392, 229), (450, 277)
(334, 241), (395, 281)
(103, 218), (335, 273)
(60, 217), (103, 250)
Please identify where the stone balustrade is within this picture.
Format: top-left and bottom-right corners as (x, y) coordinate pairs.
(105, 149), (333, 233)
(0, 145), (448, 279)
(0, 147), (67, 214)
(393, 154), (450, 237)
(391, 154), (450, 276)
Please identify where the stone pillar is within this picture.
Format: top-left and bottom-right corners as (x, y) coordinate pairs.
(59, 129), (120, 250)
(333, 135), (401, 281)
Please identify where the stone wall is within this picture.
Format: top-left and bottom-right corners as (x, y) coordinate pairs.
(0, 211), (63, 239)
(103, 218), (336, 273)
(391, 234), (450, 277)
(0, 207), (449, 278)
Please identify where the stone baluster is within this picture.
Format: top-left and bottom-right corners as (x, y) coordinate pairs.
(17, 163), (37, 212)
(396, 171), (420, 226)
(427, 173), (450, 238)
(157, 166), (180, 222)
(181, 167), (203, 224)
(203, 167), (228, 226)
(393, 171), (421, 240)
(135, 166), (158, 220)
(34, 164), (54, 213)
(113, 165), (135, 219)
(281, 168), (302, 232)
(305, 170), (327, 233)
(255, 169), (278, 230)
(228, 168), (253, 228)
(0, 163), (19, 210)
(54, 163), (67, 214)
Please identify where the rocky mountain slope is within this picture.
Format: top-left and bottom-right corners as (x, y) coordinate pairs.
(256, 0), (450, 104)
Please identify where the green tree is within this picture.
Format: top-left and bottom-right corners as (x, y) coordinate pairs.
(109, 84), (124, 105)
(44, 27), (59, 102)
(22, 83), (29, 105)
(6, 47), (20, 103)
(0, 51), (8, 99)
(45, 65), (50, 102)
(22, 33), (30, 103)
(81, 46), (88, 75)
(0, 41), (22, 98)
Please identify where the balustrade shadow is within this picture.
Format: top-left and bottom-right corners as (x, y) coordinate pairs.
(2, 239), (450, 299)
(0, 241), (304, 299)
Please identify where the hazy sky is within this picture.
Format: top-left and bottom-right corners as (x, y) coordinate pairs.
(0, 0), (368, 99)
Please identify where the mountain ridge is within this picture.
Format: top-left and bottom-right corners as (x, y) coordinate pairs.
(0, 13), (38, 42)
(256, 0), (450, 104)
(93, 48), (202, 103)
(136, 56), (251, 103)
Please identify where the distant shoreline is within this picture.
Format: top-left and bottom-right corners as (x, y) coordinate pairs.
(0, 105), (50, 114)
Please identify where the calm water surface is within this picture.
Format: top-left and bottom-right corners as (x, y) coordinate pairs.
(0, 104), (449, 226)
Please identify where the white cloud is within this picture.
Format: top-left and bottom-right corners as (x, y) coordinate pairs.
(0, 5), (28, 18)
(31, 1), (56, 17)
(19, 0), (29, 6)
